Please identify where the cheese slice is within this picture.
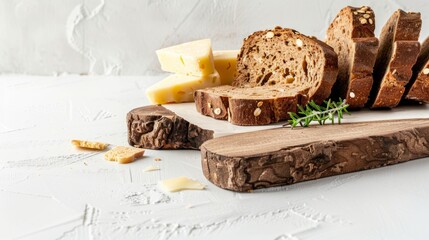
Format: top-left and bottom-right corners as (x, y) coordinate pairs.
(159, 177), (205, 192)
(213, 50), (239, 85)
(143, 166), (160, 172)
(146, 72), (221, 104)
(156, 39), (215, 76)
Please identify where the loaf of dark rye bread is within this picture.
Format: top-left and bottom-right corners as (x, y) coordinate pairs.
(195, 27), (338, 126)
(370, 9), (421, 108)
(404, 37), (429, 103)
(326, 6), (379, 109)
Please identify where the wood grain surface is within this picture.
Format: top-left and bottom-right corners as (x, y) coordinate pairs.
(201, 119), (429, 192)
(127, 105), (214, 149)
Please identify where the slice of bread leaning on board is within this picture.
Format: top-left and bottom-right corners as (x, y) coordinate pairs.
(146, 6), (429, 126)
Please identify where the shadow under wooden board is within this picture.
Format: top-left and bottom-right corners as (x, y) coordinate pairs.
(127, 105), (429, 192)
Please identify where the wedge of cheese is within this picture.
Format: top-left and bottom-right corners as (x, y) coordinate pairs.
(213, 50), (239, 85)
(156, 39), (215, 76)
(146, 72), (221, 104)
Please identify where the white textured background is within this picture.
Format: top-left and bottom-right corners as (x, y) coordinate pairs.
(3, 1), (429, 239)
(0, 0), (428, 75)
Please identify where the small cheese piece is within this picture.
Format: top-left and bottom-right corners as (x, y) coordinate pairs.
(104, 146), (144, 164)
(71, 139), (108, 150)
(146, 72), (221, 104)
(143, 166), (160, 172)
(159, 177), (205, 192)
(156, 39), (215, 76)
(213, 50), (239, 85)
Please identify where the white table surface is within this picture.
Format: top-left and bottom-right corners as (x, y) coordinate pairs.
(1, 76), (429, 240)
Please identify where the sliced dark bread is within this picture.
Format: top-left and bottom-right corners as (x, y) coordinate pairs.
(371, 9), (421, 108)
(233, 27), (338, 94)
(195, 85), (308, 126)
(404, 37), (429, 103)
(326, 6), (379, 109)
(194, 27), (338, 126)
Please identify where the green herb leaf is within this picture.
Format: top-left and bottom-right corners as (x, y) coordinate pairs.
(283, 99), (350, 129)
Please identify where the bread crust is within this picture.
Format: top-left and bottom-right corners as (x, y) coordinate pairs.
(371, 10), (422, 108)
(372, 41), (420, 108)
(194, 85), (304, 126)
(405, 37), (429, 103)
(347, 38), (379, 107)
(326, 6), (379, 108)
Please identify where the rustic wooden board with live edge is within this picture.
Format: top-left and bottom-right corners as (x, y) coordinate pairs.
(127, 104), (429, 192)
(128, 5), (429, 192)
(201, 119), (429, 192)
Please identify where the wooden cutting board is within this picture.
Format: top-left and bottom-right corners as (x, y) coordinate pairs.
(127, 105), (429, 192)
(127, 105), (214, 149)
(201, 118), (429, 192)
(127, 104), (282, 149)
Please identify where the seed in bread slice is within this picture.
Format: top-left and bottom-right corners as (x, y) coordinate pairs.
(233, 27), (338, 105)
(370, 9), (421, 109)
(326, 6), (379, 109)
(404, 37), (429, 103)
(195, 85), (306, 126)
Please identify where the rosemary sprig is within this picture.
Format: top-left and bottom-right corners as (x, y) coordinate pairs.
(283, 98), (350, 128)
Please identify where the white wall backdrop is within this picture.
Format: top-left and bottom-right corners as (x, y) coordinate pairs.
(0, 0), (428, 75)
